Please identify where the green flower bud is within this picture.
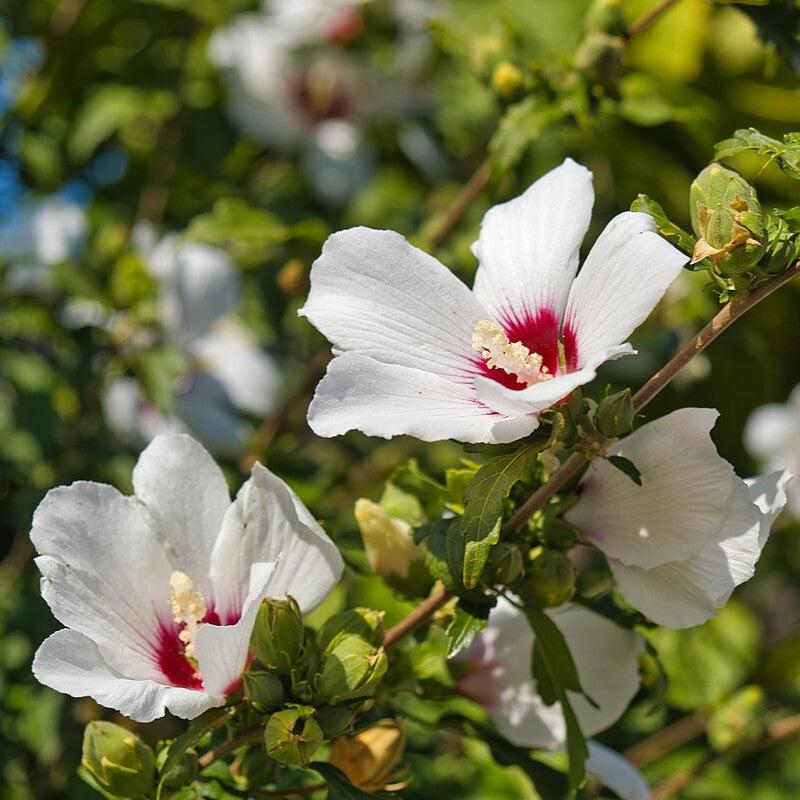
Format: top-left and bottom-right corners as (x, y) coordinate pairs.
(707, 685), (766, 752)
(594, 389), (635, 438)
(264, 706), (323, 766)
(540, 518), (581, 550)
(574, 31), (624, 82)
(317, 635), (389, 704)
(486, 542), (525, 586)
(317, 608), (385, 654)
(155, 747), (198, 791)
(251, 597), (304, 675)
(315, 703), (360, 738)
(491, 62), (524, 99)
(518, 546), (577, 608)
(584, 0), (626, 34)
(690, 164), (765, 276)
(243, 669), (285, 713)
(82, 721), (155, 799)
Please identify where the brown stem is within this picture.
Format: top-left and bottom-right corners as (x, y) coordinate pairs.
(624, 711), (708, 767)
(424, 161), (490, 251)
(198, 729), (262, 768)
(651, 713), (800, 799)
(625, 0), (682, 40)
(384, 583), (451, 650)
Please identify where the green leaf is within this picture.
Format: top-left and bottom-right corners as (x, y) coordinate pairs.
(489, 98), (566, 174)
(157, 708), (233, 799)
(714, 127), (800, 181)
(607, 455), (642, 486)
(414, 518), (463, 590)
(445, 598), (493, 658)
(391, 458), (449, 519)
(311, 762), (380, 799)
(460, 443), (542, 589)
(630, 194), (699, 258)
(526, 609), (589, 794)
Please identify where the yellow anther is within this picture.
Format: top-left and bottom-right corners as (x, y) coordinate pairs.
(169, 571), (207, 660)
(472, 320), (553, 386)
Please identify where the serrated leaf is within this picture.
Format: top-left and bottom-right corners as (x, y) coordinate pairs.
(489, 99), (566, 174)
(607, 455), (642, 486)
(630, 194), (699, 259)
(414, 518), (463, 590)
(445, 599), (493, 658)
(311, 762), (380, 799)
(714, 127), (800, 181)
(460, 443), (542, 588)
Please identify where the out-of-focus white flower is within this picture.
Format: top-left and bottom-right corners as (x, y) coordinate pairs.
(565, 408), (790, 628)
(458, 599), (649, 800)
(104, 228), (281, 456)
(32, 433), (343, 722)
(745, 385), (800, 516)
(299, 159), (687, 444)
(0, 195), (88, 290)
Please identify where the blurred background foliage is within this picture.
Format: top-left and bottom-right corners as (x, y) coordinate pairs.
(1, 0), (800, 798)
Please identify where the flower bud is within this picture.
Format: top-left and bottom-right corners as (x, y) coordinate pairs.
(690, 164), (765, 275)
(354, 498), (430, 595)
(82, 721), (155, 799)
(329, 721), (406, 792)
(243, 669), (285, 713)
(485, 542), (525, 585)
(251, 597), (304, 675)
(540, 518), (581, 550)
(317, 608), (385, 654)
(315, 703), (360, 738)
(156, 747), (198, 791)
(491, 62), (524, 99)
(707, 685), (766, 752)
(316, 635), (388, 704)
(584, 0), (626, 34)
(264, 706), (323, 766)
(594, 389), (635, 438)
(574, 31), (624, 82)
(518, 546), (577, 608)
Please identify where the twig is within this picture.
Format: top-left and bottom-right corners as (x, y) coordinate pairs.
(625, 0), (682, 40)
(384, 583), (451, 650)
(624, 711), (708, 767)
(198, 729), (262, 768)
(651, 713), (800, 799)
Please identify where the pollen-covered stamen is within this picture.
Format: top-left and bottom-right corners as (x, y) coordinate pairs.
(472, 320), (553, 386)
(168, 571), (207, 661)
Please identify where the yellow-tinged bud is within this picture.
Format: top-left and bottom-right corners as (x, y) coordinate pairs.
(329, 721), (406, 792)
(491, 62), (524, 99)
(251, 597), (304, 675)
(82, 721), (155, 799)
(707, 685), (766, 752)
(518, 546), (577, 608)
(690, 164), (765, 276)
(264, 706), (323, 766)
(355, 499), (428, 589)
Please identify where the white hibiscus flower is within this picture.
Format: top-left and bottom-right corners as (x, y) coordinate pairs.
(104, 227), (281, 456)
(32, 434), (344, 723)
(458, 600), (649, 800)
(565, 408), (790, 628)
(299, 159), (688, 444)
(745, 384), (800, 516)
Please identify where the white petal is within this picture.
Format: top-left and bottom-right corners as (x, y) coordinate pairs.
(476, 600), (643, 749)
(586, 741), (651, 800)
(744, 403), (797, 464)
(191, 324), (281, 417)
(209, 463), (344, 620)
(33, 630), (219, 723)
(146, 237), (241, 341)
(564, 212), (687, 370)
(132, 434), (231, 591)
(607, 471), (789, 628)
(565, 408), (738, 568)
(307, 352), (540, 444)
(195, 562), (277, 697)
(30, 482), (174, 678)
(299, 227), (488, 382)
(472, 159), (593, 324)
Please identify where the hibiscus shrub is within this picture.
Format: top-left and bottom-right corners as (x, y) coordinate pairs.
(3, 1), (800, 800)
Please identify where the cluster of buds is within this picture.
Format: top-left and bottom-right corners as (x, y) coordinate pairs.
(242, 599), (389, 767)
